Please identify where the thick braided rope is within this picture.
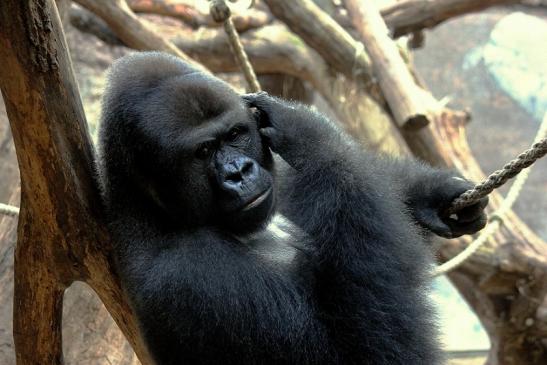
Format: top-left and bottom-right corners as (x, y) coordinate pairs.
(432, 113), (547, 277)
(0, 202), (19, 217)
(448, 135), (547, 214)
(209, 0), (261, 92)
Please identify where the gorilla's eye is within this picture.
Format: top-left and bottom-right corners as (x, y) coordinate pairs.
(195, 140), (216, 159)
(226, 125), (247, 141)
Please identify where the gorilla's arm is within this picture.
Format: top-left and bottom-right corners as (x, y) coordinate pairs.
(377, 158), (488, 238)
(245, 93), (443, 364)
(247, 93), (487, 239)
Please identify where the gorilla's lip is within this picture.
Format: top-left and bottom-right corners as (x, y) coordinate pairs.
(241, 188), (272, 212)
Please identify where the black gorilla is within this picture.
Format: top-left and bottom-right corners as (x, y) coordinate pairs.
(97, 52), (488, 365)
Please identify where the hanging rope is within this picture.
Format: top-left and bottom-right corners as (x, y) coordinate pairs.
(0, 202), (19, 217)
(447, 134), (547, 214)
(209, 0), (261, 92)
(432, 112), (547, 277)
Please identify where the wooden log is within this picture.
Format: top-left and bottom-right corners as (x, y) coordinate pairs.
(69, 4), (124, 46)
(128, 0), (204, 28)
(74, 0), (204, 70)
(381, 0), (519, 37)
(343, 0), (438, 130)
(126, 0), (272, 31)
(262, 0), (373, 85)
(0, 1), (152, 364)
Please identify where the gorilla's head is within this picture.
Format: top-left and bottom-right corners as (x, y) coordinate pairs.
(99, 52), (275, 233)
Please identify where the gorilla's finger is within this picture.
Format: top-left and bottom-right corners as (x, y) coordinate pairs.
(259, 127), (276, 139)
(449, 215), (488, 237)
(259, 127), (279, 148)
(452, 203), (486, 223)
(479, 196), (489, 209)
(241, 92), (271, 109)
(416, 208), (453, 238)
(446, 176), (475, 200)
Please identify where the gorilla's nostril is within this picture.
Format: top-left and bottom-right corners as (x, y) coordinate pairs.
(226, 171), (243, 183)
(241, 161), (254, 175)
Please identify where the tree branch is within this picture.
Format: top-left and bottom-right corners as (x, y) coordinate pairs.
(0, 1), (153, 364)
(343, 0), (439, 130)
(381, 0), (519, 37)
(74, 0), (204, 70)
(262, 0), (373, 85)
(127, 0), (272, 31)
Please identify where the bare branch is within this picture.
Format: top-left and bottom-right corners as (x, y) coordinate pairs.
(343, 0), (439, 130)
(262, 0), (373, 85)
(74, 0), (205, 70)
(381, 0), (519, 37)
(127, 0), (272, 31)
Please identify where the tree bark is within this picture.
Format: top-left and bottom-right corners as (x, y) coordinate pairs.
(0, 1), (152, 364)
(258, 74), (313, 104)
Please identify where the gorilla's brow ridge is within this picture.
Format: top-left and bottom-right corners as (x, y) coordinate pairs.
(178, 119), (251, 151)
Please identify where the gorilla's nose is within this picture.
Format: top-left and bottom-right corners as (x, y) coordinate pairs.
(219, 156), (259, 192)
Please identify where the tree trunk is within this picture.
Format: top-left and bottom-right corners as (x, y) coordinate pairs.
(0, 1), (152, 364)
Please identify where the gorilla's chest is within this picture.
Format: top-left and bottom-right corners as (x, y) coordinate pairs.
(238, 214), (310, 267)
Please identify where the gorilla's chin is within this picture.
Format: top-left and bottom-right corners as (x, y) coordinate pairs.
(222, 188), (276, 234)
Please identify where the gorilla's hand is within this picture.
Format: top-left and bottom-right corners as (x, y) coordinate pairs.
(243, 92), (335, 169)
(411, 176), (488, 238)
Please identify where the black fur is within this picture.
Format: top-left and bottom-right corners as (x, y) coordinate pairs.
(97, 52), (487, 365)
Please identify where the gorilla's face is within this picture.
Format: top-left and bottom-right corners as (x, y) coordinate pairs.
(192, 106), (275, 233)
(137, 75), (275, 233)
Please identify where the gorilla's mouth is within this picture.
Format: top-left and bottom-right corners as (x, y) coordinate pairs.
(242, 188), (272, 212)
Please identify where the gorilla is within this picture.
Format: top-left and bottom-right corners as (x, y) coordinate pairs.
(97, 52), (488, 365)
